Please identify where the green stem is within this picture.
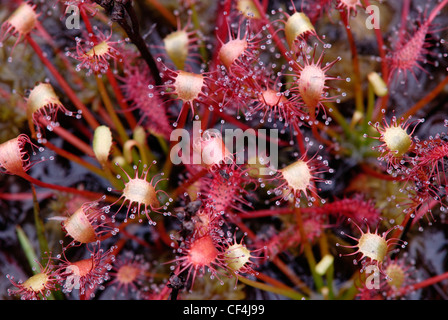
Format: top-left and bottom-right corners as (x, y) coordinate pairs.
(361, 82), (376, 146)
(16, 225), (40, 274)
(365, 82), (376, 127)
(188, 2), (209, 64)
(340, 11), (364, 123)
(95, 75), (129, 145)
(145, 0), (177, 27)
(30, 184), (49, 259)
(237, 275), (305, 300)
(294, 206), (324, 292)
(123, 139), (150, 166)
(271, 256), (312, 296)
(318, 234), (335, 299)
(323, 102), (351, 139)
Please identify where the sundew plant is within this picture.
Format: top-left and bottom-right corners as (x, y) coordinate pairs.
(0, 0), (448, 300)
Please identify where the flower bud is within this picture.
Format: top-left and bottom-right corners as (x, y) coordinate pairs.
(93, 125), (113, 165)
(368, 72), (388, 97)
(164, 30), (189, 70)
(0, 2), (38, 53)
(26, 83), (68, 137)
(0, 134), (37, 177)
(285, 12), (315, 49)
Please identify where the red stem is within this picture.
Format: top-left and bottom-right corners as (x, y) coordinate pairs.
(18, 172), (104, 200)
(42, 140), (104, 177)
(239, 207), (293, 219)
(79, 6), (138, 130)
(155, 265), (180, 300)
(119, 229), (151, 248)
(362, 0), (388, 80)
(210, 0), (233, 67)
(427, 0), (448, 25)
(398, 0), (411, 45)
(38, 117), (95, 158)
(251, 0), (289, 60)
(35, 21), (85, 88)
(292, 121), (306, 155)
(402, 75), (448, 119)
(340, 11), (363, 115)
(360, 163), (404, 181)
(218, 110), (290, 147)
(106, 69), (138, 130)
(362, 0), (390, 122)
(171, 168), (208, 198)
(228, 213), (258, 240)
(399, 271), (448, 296)
(145, 0), (177, 27)
(0, 191), (52, 201)
(156, 218), (176, 249)
(25, 35), (100, 130)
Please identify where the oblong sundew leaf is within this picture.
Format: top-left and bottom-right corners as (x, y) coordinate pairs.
(16, 225), (40, 273)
